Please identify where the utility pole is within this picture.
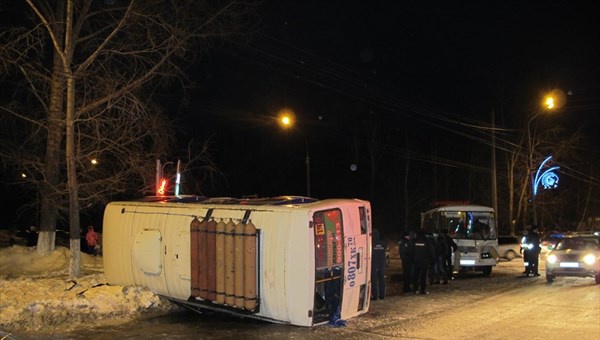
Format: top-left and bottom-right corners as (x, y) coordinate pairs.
(491, 109), (498, 226)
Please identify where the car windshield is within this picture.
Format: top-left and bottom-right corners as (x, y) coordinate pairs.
(555, 238), (599, 251)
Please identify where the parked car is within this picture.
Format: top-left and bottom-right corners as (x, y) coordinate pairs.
(497, 236), (522, 261)
(545, 234), (600, 284)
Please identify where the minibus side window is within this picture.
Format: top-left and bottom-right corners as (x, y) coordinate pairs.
(359, 207), (367, 235)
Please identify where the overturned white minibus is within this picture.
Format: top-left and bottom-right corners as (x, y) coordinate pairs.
(103, 196), (372, 326)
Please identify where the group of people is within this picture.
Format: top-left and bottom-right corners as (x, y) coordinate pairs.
(371, 227), (459, 300)
(399, 228), (457, 295)
(371, 225), (544, 300)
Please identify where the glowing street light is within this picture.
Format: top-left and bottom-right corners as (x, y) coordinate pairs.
(540, 88), (566, 111)
(544, 96), (555, 109)
(277, 108), (311, 197)
(278, 109), (295, 129)
(90, 158), (98, 166)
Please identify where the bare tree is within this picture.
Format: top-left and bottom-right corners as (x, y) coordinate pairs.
(503, 112), (582, 235)
(1, 0), (253, 277)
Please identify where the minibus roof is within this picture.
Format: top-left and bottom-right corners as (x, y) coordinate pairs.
(137, 195), (318, 205)
(425, 204), (495, 214)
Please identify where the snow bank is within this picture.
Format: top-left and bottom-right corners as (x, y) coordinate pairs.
(0, 245), (177, 332)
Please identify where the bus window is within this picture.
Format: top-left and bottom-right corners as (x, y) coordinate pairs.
(466, 212), (496, 240)
(313, 209), (344, 324)
(314, 209), (343, 269)
(359, 207), (367, 235)
(443, 212), (466, 239)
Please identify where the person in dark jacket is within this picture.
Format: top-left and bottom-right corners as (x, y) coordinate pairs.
(398, 231), (413, 293)
(520, 228), (530, 274)
(371, 229), (387, 300)
(26, 226), (38, 247)
(410, 228), (435, 294)
(433, 233), (450, 284)
(522, 227), (542, 276)
(440, 229), (458, 280)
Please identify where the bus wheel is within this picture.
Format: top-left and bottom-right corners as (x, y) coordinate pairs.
(481, 266), (492, 276)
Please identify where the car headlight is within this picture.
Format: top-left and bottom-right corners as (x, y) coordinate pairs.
(583, 254), (596, 265)
(547, 254), (557, 264)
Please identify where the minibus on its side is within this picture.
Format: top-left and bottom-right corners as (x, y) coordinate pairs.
(102, 196), (372, 326)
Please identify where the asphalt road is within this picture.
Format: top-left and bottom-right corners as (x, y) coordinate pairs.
(33, 256), (600, 340)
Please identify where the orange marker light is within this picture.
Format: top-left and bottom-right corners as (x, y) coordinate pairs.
(158, 179), (168, 196)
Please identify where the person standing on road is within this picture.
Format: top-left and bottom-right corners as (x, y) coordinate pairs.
(520, 228), (530, 274)
(371, 228), (387, 300)
(440, 229), (458, 280)
(527, 227), (542, 276)
(410, 228), (435, 295)
(398, 231), (413, 293)
(433, 233), (448, 284)
(428, 233), (440, 284)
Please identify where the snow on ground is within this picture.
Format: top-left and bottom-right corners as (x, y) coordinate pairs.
(0, 245), (177, 333)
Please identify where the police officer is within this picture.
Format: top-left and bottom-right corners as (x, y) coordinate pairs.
(521, 227), (541, 276)
(410, 228), (435, 294)
(528, 227), (542, 276)
(371, 229), (387, 300)
(398, 231), (413, 293)
(520, 228), (530, 274)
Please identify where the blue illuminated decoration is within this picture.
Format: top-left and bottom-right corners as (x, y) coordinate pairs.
(532, 156), (560, 197)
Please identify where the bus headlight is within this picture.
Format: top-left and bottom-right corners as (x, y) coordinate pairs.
(583, 254), (596, 265)
(547, 254), (557, 264)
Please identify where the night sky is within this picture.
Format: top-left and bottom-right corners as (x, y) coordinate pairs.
(174, 1), (599, 233)
(2, 1), (599, 235)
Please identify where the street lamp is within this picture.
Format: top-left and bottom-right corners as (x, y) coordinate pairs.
(527, 90), (564, 227)
(278, 109), (311, 197)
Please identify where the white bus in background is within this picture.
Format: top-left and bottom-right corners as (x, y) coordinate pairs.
(103, 196), (372, 326)
(421, 203), (499, 276)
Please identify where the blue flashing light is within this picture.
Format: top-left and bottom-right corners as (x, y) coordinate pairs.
(175, 173), (181, 196)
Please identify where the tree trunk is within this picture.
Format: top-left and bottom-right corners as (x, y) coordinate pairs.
(67, 73), (81, 277)
(37, 0), (66, 255)
(64, 0), (81, 278)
